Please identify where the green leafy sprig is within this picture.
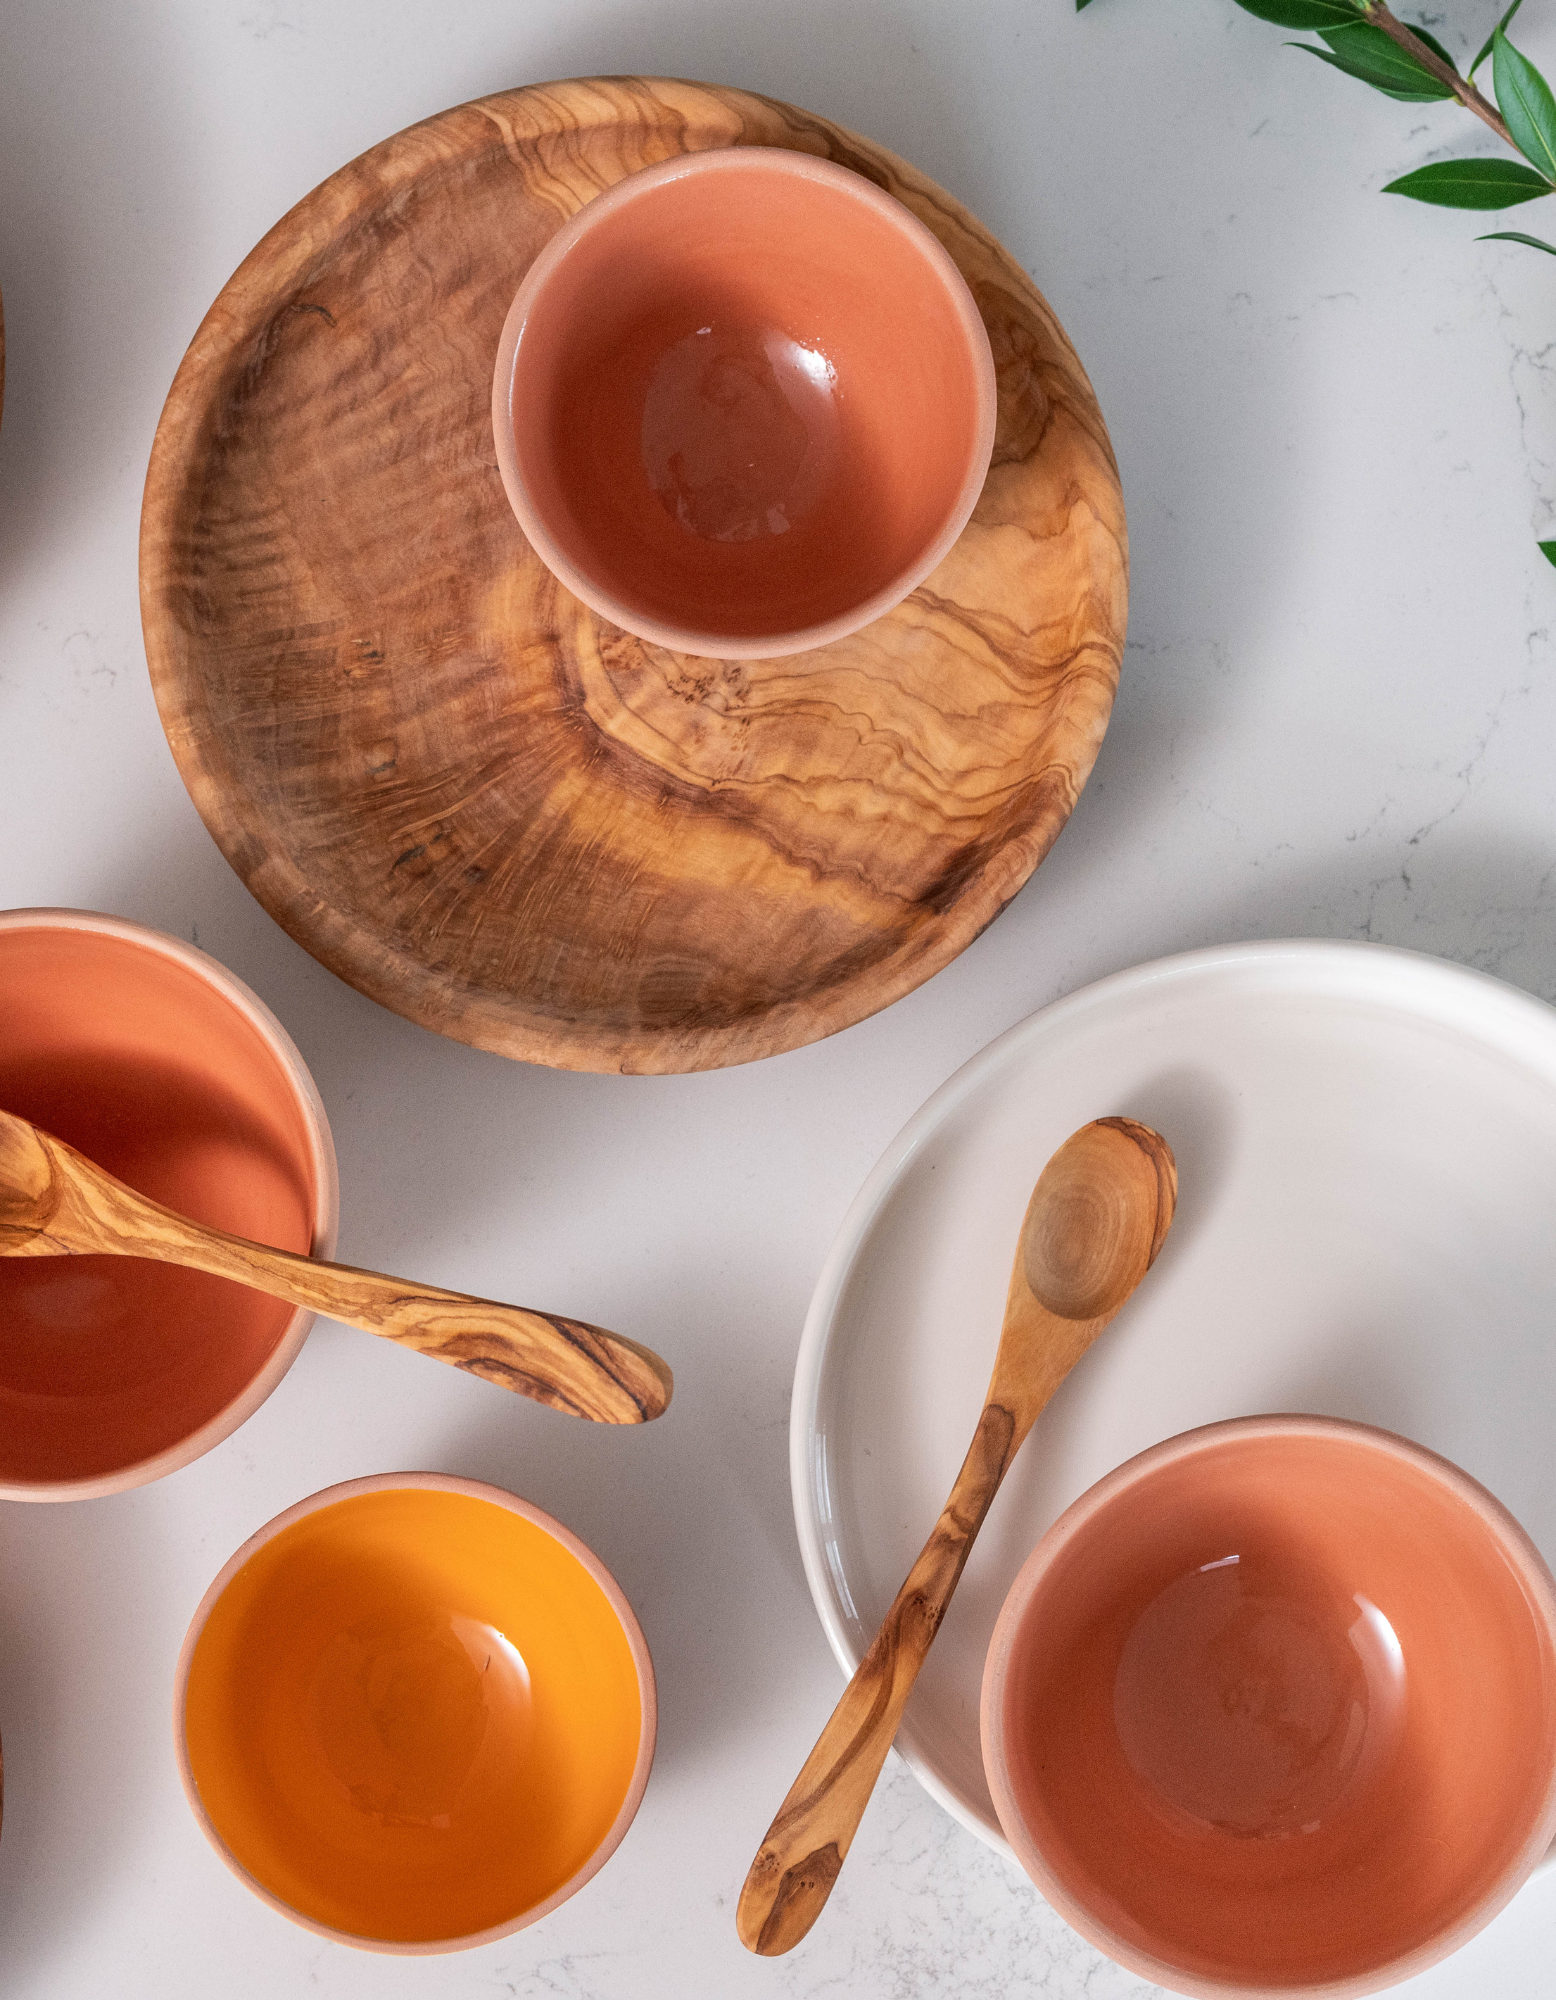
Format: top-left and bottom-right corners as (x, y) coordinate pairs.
(1078, 0), (1556, 566)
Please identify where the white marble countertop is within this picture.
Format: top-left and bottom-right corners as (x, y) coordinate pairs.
(3, 1), (1556, 1994)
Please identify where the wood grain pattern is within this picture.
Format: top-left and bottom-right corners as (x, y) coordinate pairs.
(0, 1107), (671, 1423)
(737, 1118), (1175, 1954)
(141, 78), (1127, 1074)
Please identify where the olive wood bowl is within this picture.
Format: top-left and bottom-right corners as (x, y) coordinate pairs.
(140, 78), (1126, 1074)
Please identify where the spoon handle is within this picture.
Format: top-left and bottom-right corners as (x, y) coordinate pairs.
(736, 1399), (1027, 1956)
(152, 1221), (670, 1423)
(10, 1116), (671, 1424)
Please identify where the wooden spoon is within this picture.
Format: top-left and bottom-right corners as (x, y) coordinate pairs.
(0, 1106), (671, 1424)
(737, 1116), (1176, 1954)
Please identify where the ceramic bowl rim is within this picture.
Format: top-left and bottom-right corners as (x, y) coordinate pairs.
(490, 143), (998, 660)
(171, 1470), (659, 1955)
(0, 906), (340, 1503)
(978, 1411), (1556, 2000)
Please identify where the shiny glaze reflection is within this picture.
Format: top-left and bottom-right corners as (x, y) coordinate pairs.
(311, 1611), (533, 1831)
(1113, 1550), (1407, 1840)
(641, 323), (841, 544)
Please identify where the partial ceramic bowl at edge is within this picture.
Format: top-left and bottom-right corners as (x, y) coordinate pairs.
(175, 1474), (657, 1952)
(492, 145), (997, 659)
(0, 908), (338, 1500)
(981, 1415), (1556, 1999)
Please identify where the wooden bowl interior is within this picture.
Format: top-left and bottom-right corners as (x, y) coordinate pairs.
(141, 80), (1126, 1073)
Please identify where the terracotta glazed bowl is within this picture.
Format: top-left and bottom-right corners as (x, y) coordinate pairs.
(492, 146), (997, 658)
(0, 910), (337, 1500)
(176, 1475), (656, 1951)
(981, 1416), (1556, 1999)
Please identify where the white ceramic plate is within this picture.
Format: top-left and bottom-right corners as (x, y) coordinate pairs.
(792, 941), (1556, 1855)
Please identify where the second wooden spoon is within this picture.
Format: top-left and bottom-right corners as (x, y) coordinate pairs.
(737, 1116), (1175, 1953)
(0, 1106), (671, 1424)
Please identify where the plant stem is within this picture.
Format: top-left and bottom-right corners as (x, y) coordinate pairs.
(1360, 2), (1515, 146)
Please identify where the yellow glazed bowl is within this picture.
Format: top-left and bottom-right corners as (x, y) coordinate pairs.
(175, 1474), (655, 1951)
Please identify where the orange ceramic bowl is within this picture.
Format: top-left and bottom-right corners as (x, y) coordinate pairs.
(492, 146), (997, 659)
(175, 1475), (656, 1951)
(981, 1417), (1556, 1999)
(0, 909), (337, 1501)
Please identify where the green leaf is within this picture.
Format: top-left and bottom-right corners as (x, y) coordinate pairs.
(1479, 228), (1556, 252)
(1318, 22), (1456, 93)
(1384, 157), (1554, 206)
(1293, 35), (1455, 102)
(1471, 0), (1522, 80)
(1540, 540), (1556, 569)
(1076, 0), (1096, 10)
(1233, 0), (1362, 25)
(1495, 28), (1556, 182)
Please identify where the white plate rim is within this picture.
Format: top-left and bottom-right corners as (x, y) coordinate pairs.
(789, 937), (1556, 1855)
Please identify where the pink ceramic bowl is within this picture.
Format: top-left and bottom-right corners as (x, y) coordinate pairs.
(981, 1416), (1556, 1999)
(492, 146), (997, 659)
(0, 909), (338, 1500)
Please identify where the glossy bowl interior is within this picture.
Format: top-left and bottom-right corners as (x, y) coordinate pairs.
(177, 1476), (656, 1951)
(981, 1417), (1556, 1999)
(0, 910), (336, 1499)
(493, 147), (996, 658)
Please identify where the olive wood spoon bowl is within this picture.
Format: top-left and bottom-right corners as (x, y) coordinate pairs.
(737, 1116), (1176, 1954)
(0, 1106), (671, 1424)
